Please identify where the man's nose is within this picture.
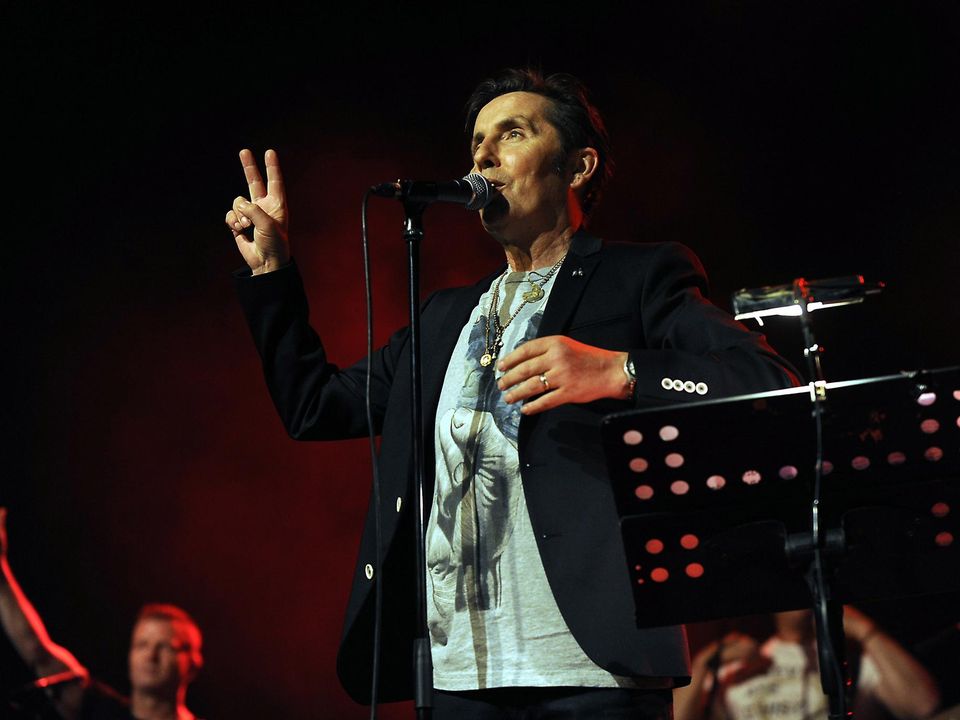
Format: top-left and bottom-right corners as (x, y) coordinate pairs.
(472, 139), (497, 170)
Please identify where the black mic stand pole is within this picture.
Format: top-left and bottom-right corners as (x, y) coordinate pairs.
(793, 279), (850, 720)
(402, 199), (433, 720)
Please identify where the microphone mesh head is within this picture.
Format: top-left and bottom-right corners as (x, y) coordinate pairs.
(462, 173), (495, 210)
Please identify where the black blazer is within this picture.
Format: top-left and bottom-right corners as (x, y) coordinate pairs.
(236, 233), (798, 703)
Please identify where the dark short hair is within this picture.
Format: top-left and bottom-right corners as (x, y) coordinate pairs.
(136, 603), (204, 672)
(465, 68), (614, 219)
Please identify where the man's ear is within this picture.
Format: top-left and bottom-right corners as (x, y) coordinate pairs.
(569, 147), (599, 190)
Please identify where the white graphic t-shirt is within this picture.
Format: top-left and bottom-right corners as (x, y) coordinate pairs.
(427, 266), (635, 691)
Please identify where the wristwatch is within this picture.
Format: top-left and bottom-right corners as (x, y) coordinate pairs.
(622, 355), (637, 399)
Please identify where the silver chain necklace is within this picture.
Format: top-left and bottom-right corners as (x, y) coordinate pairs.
(479, 253), (566, 367)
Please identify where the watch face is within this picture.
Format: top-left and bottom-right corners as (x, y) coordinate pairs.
(626, 359), (637, 378)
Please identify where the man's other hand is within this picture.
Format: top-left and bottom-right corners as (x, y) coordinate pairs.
(497, 336), (629, 416)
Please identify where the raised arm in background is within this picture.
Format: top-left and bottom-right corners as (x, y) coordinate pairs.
(0, 508), (87, 720)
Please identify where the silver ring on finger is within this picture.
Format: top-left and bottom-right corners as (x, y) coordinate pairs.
(539, 373), (550, 390)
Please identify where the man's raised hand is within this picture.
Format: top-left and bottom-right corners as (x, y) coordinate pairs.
(226, 149), (290, 275)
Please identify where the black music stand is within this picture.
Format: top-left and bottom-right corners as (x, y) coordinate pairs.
(601, 366), (960, 716)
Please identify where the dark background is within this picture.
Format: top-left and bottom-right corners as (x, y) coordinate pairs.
(3, 3), (958, 717)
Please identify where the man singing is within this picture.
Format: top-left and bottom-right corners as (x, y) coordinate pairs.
(227, 68), (798, 718)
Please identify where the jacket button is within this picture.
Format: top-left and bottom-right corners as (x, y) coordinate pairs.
(696, 382), (708, 395)
(364, 564), (374, 580)
(661, 377), (673, 390)
(683, 381), (696, 393)
(672, 379), (684, 391)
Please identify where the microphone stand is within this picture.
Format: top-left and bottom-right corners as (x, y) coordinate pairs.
(402, 198), (433, 719)
(793, 278), (850, 720)
(730, 276), (885, 718)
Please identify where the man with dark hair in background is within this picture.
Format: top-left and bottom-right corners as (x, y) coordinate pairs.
(0, 509), (203, 720)
(227, 68), (799, 717)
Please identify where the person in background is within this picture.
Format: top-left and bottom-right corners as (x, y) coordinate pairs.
(0, 508), (203, 720)
(674, 606), (941, 720)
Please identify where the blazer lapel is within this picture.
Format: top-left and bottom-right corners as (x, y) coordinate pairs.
(536, 230), (603, 338)
(518, 231), (603, 448)
(421, 267), (503, 410)
(418, 269), (501, 504)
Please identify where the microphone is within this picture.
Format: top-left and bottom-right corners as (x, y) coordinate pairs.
(371, 173), (496, 210)
(8, 670), (86, 703)
(29, 670), (86, 690)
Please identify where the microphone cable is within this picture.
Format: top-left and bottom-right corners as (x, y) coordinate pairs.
(361, 188), (384, 720)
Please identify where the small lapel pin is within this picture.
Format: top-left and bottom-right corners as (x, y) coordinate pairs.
(572, 268), (583, 277)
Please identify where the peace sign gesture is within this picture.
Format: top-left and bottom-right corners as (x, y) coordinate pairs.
(226, 148), (290, 275)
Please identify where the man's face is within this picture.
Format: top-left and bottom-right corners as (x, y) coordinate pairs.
(470, 91), (571, 240)
(128, 618), (193, 695)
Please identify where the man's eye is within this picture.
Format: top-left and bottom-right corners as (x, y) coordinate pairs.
(506, 129), (523, 139)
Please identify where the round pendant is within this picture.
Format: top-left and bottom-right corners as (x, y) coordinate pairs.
(522, 284), (545, 302)
(480, 353), (493, 367)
